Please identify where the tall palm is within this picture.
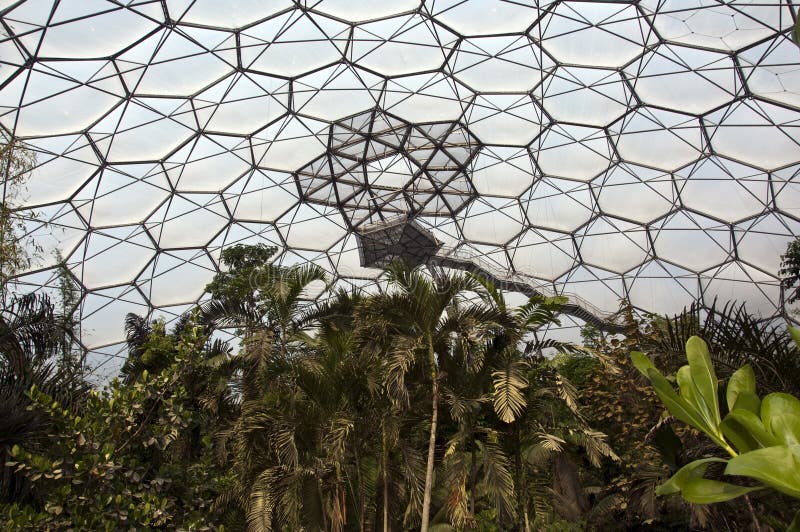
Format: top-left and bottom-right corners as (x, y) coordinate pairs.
(473, 278), (618, 529)
(358, 262), (504, 531)
(217, 293), (379, 531)
(201, 259), (327, 401)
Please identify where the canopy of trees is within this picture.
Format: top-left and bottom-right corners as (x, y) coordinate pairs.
(1, 244), (799, 530)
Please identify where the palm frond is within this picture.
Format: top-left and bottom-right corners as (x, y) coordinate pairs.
(477, 439), (515, 522)
(442, 444), (473, 528)
(566, 428), (619, 467)
(554, 373), (582, 419)
(492, 355), (529, 423)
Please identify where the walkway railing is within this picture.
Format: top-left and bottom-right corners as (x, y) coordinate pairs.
(432, 246), (626, 333)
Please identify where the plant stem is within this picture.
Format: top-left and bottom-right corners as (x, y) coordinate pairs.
(744, 494), (760, 532)
(420, 338), (438, 532)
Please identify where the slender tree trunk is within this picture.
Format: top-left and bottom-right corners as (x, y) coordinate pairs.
(382, 424), (390, 532)
(354, 444), (365, 532)
(421, 340), (438, 532)
(514, 423), (527, 532)
(469, 426), (476, 518)
(318, 481), (329, 532)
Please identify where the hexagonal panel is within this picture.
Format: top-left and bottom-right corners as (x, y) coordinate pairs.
(145, 193), (229, 249)
(641, 0), (793, 52)
(577, 216), (650, 274)
(69, 226), (155, 290)
(675, 156), (768, 223)
(539, 67), (630, 127)
(611, 107), (703, 171)
(652, 210), (731, 273)
(535, 125), (613, 182)
(471, 146), (537, 197)
(459, 197), (524, 245)
(627, 44), (739, 115)
(450, 36), (553, 93)
(511, 229), (576, 281)
(240, 10), (348, 77)
(466, 94), (545, 146)
(705, 100), (800, 170)
(523, 177), (594, 232)
(595, 163), (676, 224)
(431, 0), (542, 36)
(539, 2), (653, 68)
(350, 15), (456, 76)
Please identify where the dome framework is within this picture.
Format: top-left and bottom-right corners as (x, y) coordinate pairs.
(1, 0), (800, 379)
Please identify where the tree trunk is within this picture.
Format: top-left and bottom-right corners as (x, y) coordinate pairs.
(469, 427), (476, 518)
(318, 481), (329, 532)
(382, 424), (390, 532)
(420, 340), (439, 532)
(514, 423), (527, 532)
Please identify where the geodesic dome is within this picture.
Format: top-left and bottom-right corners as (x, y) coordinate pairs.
(2, 1), (800, 377)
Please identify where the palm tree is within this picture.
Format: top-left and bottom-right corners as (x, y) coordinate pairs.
(216, 294), (380, 531)
(472, 278), (619, 530)
(201, 248), (327, 401)
(358, 262), (504, 531)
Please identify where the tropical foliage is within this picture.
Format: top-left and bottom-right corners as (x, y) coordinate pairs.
(2, 244), (799, 530)
(633, 333), (800, 530)
(782, 237), (800, 307)
(0, 137), (37, 296)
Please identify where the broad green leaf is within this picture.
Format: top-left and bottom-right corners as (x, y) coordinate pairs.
(725, 409), (780, 448)
(686, 336), (720, 427)
(726, 364), (756, 412)
(681, 477), (762, 504)
(647, 368), (709, 435)
(657, 457), (725, 496)
(676, 366), (699, 408)
(725, 444), (800, 498)
(762, 393), (800, 445)
(731, 391), (760, 416)
(721, 415), (760, 453)
(766, 413), (800, 446)
(630, 351), (656, 377)
(676, 364), (727, 444)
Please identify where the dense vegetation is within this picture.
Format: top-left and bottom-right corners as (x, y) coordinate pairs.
(1, 241), (799, 530)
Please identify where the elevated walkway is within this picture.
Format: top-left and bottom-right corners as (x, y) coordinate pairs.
(355, 216), (626, 333)
(431, 246), (625, 334)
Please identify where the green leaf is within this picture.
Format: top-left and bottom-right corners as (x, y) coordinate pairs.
(724, 409), (780, 448)
(681, 477), (762, 504)
(726, 364), (756, 412)
(630, 351), (655, 377)
(647, 368), (716, 443)
(790, 327), (800, 349)
(686, 336), (720, 427)
(725, 444), (800, 498)
(761, 393), (800, 445)
(657, 457), (725, 496)
(731, 391), (760, 416)
(721, 415), (760, 454)
(676, 365), (699, 409)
